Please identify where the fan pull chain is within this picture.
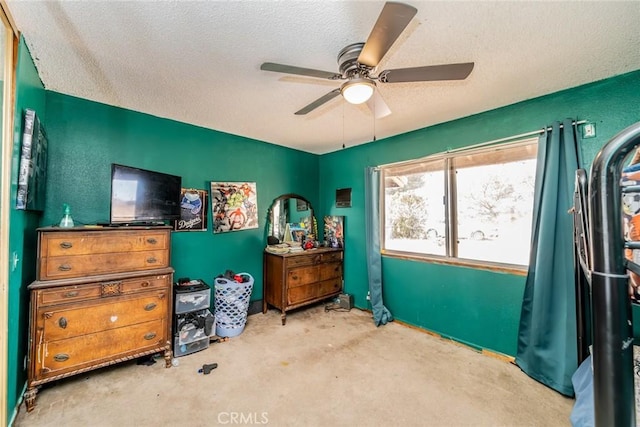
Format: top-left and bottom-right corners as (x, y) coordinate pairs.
(373, 95), (377, 142)
(342, 99), (346, 149)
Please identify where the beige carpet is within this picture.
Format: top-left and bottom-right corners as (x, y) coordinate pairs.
(14, 304), (573, 426)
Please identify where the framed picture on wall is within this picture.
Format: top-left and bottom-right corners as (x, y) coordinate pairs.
(16, 109), (48, 211)
(324, 215), (344, 248)
(174, 188), (208, 231)
(211, 181), (258, 233)
(296, 198), (309, 211)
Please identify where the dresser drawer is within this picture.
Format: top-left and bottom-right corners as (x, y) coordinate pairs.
(285, 253), (316, 268)
(287, 278), (341, 305)
(316, 278), (342, 298)
(287, 283), (317, 305)
(39, 291), (168, 341)
(39, 250), (169, 280)
(39, 284), (103, 305)
(37, 275), (170, 306)
(40, 230), (169, 257)
(34, 319), (166, 380)
(287, 266), (318, 288)
(319, 262), (342, 281)
(319, 251), (343, 263)
(38, 229), (170, 280)
(120, 275), (171, 294)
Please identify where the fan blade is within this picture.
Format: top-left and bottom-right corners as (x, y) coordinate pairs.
(295, 89), (341, 115)
(379, 62), (474, 83)
(357, 2), (418, 68)
(261, 62), (340, 80)
(366, 90), (392, 119)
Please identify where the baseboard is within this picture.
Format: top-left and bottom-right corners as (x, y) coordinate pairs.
(9, 382), (26, 426)
(247, 299), (262, 316)
(372, 313), (516, 364)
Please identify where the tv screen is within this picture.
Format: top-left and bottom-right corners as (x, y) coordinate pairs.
(110, 164), (182, 224)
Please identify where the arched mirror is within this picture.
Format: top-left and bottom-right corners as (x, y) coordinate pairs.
(267, 193), (317, 243)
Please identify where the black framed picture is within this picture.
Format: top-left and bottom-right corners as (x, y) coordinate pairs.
(336, 188), (352, 208)
(16, 109), (48, 211)
(174, 188), (208, 231)
(296, 198), (309, 211)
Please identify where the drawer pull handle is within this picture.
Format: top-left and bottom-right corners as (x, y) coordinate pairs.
(144, 332), (157, 340)
(292, 275), (299, 280)
(64, 291), (78, 298)
(140, 281), (150, 287)
(54, 353), (69, 362)
(58, 317), (68, 329)
(58, 264), (72, 271)
(147, 257), (157, 264)
(144, 303), (157, 311)
(59, 241), (73, 249)
(147, 238), (157, 244)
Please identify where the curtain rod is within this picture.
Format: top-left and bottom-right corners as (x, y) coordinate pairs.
(379, 120), (588, 169)
(445, 120), (588, 154)
(375, 120), (588, 170)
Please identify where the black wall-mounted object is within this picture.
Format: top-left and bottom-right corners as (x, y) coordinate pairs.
(336, 188), (352, 208)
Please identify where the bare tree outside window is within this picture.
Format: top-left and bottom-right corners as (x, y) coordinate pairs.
(382, 139), (537, 267)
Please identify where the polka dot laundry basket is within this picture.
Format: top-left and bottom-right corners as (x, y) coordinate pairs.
(214, 273), (254, 337)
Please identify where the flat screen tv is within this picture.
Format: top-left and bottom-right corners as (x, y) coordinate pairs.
(110, 164), (182, 225)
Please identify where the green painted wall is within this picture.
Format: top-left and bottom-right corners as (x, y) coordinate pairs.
(42, 92), (320, 297)
(7, 38), (46, 424)
(7, 36), (639, 418)
(319, 70), (640, 356)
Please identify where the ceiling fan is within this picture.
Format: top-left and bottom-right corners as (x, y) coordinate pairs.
(260, 1), (474, 118)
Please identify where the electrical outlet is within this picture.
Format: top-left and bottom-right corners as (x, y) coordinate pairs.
(366, 291), (371, 301)
(582, 123), (596, 139)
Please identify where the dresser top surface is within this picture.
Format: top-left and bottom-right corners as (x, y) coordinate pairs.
(264, 247), (343, 258)
(37, 225), (173, 232)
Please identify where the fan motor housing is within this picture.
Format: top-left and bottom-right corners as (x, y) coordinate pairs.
(337, 42), (367, 77)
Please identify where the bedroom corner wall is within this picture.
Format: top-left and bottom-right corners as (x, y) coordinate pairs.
(318, 69), (640, 356)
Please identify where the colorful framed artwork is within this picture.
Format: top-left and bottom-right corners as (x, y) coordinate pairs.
(211, 182), (258, 233)
(290, 225), (307, 243)
(324, 215), (344, 248)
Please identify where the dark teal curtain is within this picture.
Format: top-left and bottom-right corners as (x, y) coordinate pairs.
(516, 119), (580, 396)
(365, 167), (393, 326)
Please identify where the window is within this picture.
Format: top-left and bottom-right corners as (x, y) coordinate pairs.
(382, 139), (538, 268)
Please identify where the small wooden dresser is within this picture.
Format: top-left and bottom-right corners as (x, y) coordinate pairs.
(26, 226), (174, 411)
(263, 248), (343, 324)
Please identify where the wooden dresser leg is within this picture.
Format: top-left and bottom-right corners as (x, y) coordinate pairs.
(25, 387), (38, 412)
(164, 342), (172, 368)
(281, 312), (286, 325)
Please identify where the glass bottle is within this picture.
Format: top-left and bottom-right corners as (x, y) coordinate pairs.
(59, 203), (74, 228)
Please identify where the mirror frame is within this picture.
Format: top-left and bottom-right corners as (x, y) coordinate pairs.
(267, 193), (315, 243)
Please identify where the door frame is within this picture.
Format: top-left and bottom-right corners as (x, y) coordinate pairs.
(0, 2), (18, 425)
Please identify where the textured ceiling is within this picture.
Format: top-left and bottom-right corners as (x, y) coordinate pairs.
(5, 1), (640, 154)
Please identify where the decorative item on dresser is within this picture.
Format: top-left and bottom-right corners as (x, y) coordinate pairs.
(25, 226), (174, 412)
(263, 247), (344, 325)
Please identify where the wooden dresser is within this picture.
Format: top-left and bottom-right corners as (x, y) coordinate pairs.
(26, 226), (174, 412)
(263, 248), (343, 324)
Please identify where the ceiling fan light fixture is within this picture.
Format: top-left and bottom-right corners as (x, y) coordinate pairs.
(341, 78), (375, 104)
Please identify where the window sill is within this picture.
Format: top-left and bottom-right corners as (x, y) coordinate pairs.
(381, 250), (528, 276)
